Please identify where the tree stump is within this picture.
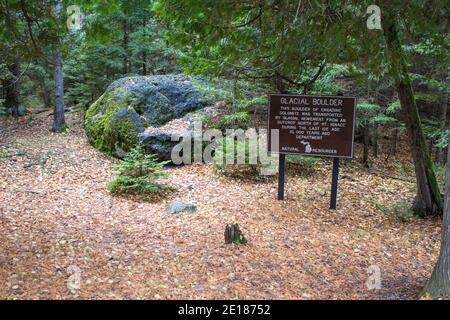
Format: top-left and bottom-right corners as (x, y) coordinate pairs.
(224, 224), (247, 244)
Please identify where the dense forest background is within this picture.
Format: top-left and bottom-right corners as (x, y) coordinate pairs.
(1, 1), (447, 163)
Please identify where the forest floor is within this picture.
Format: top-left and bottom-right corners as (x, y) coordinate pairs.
(0, 111), (442, 300)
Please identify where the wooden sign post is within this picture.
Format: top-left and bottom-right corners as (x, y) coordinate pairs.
(330, 157), (340, 210)
(278, 154), (286, 200)
(268, 94), (356, 209)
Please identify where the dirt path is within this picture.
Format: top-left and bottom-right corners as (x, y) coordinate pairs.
(0, 112), (441, 299)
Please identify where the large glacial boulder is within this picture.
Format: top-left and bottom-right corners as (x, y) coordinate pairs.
(85, 75), (211, 158)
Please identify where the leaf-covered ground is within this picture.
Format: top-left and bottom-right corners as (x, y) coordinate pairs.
(0, 111), (441, 300)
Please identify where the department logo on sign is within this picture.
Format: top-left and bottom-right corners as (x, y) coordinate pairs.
(301, 141), (312, 153)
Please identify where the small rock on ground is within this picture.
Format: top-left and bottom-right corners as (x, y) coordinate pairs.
(165, 200), (197, 214)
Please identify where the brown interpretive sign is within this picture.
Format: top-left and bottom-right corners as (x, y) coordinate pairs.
(268, 94), (356, 158)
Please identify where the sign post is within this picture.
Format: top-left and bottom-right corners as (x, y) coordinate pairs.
(329, 157), (340, 209)
(278, 154), (286, 200)
(268, 94), (356, 209)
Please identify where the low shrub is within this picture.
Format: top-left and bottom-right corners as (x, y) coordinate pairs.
(107, 145), (172, 194)
(213, 136), (276, 180)
(215, 111), (249, 130)
(373, 199), (415, 221)
(0, 103), (26, 117)
(286, 155), (320, 175)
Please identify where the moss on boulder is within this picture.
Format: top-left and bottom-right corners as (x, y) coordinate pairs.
(85, 74), (211, 158)
(85, 91), (144, 157)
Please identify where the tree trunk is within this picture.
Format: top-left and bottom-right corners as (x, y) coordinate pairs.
(123, 16), (129, 75)
(274, 74), (289, 94)
(40, 76), (51, 109)
(386, 127), (399, 161)
(372, 125), (379, 158)
(142, 18), (147, 76)
(224, 224), (247, 245)
(42, 85), (51, 109)
(142, 51), (147, 76)
(5, 60), (21, 117)
(52, 49), (66, 132)
(382, 12), (443, 216)
(436, 95), (448, 164)
(420, 122), (450, 298)
(363, 126), (370, 167)
(51, 0), (66, 132)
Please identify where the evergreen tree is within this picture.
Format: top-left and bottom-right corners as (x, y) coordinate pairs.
(156, 0), (449, 216)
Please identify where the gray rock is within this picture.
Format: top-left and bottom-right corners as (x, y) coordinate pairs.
(108, 74), (208, 125)
(110, 108), (144, 131)
(108, 108), (144, 157)
(139, 131), (180, 161)
(85, 74), (213, 158)
(165, 200), (197, 214)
